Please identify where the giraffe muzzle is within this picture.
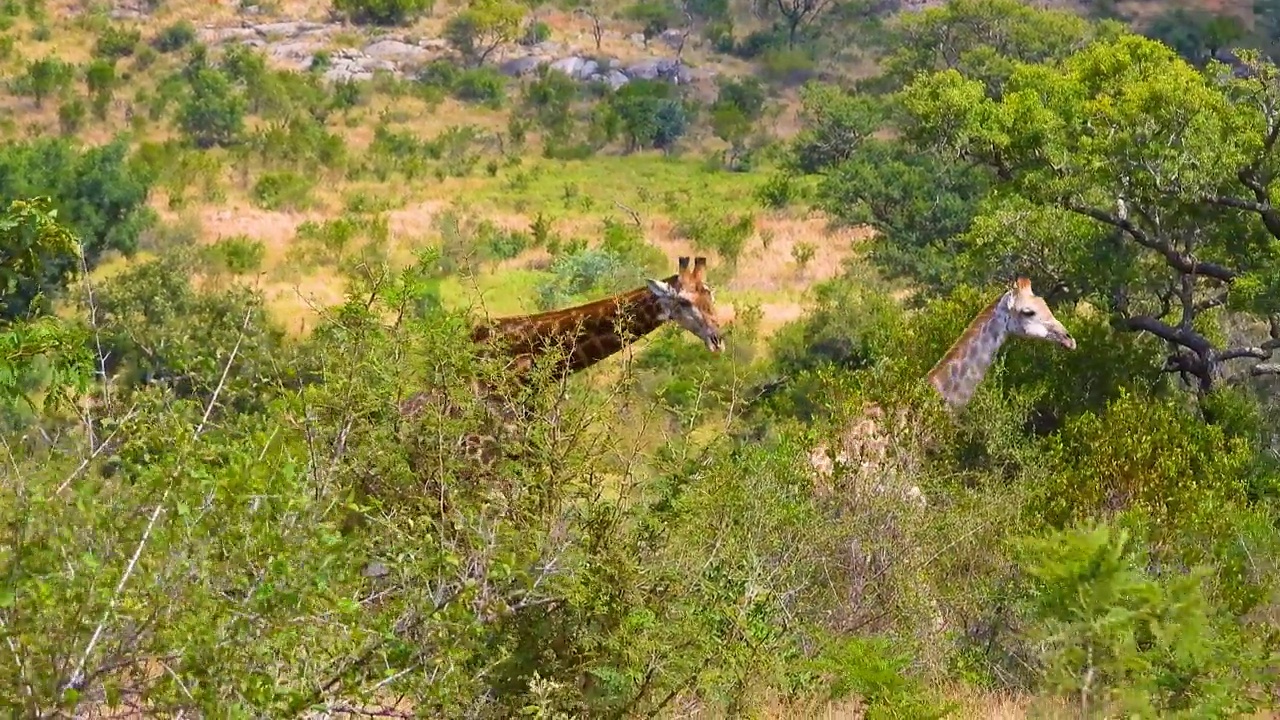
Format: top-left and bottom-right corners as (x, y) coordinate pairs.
(705, 332), (725, 352)
(1055, 331), (1077, 350)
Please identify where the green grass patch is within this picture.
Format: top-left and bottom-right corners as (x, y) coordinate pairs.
(478, 154), (767, 219)
(438, 267), (550, 318)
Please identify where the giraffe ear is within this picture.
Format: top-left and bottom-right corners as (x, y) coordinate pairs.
(646, 278), (677, 300)
(1014, 277), (1032, 294)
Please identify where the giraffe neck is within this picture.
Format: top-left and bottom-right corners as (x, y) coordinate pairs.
(925, 292), (1013, 409)
(473, 275), (674, 377)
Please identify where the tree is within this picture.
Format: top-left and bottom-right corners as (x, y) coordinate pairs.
(19, 57), (74, 108)
(900, 34), (1280, 392)
(608, 79), (688, 152)
(772, 0), (835, 48)
(875, 0), (1104, 94)
(84, 58), (116, 119)
(1144, 8), (1246, 63)
(787, 81), (880, 173)
(0, 198), (90, 409)
(444, 0), (526, 66)
(814, 139), (992, 291)
(573, 4), (606, 51)
(177, 65), (246, 148)
(710, 76), (768, 169)
(624, 0), (680, 47)
(0, 138), (154, 318)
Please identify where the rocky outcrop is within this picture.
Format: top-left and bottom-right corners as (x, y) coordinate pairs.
(196, 19), (717, 91)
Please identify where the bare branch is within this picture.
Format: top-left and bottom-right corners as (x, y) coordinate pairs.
(62, 302), (256, 700)
(1063, 201), (1237, 282)
(613, 201), (643, 227)
(65, 499), (165, 693)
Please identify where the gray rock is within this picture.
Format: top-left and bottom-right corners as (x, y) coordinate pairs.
(254, 21), (328, 37)
(659, 29), (686, 49)
(364, 39), (432, 64)
(628, 32), (646, 47)
(268, 40), (324, 68)
(200, 27), (259, 43)
(499, 56), (544, 77)
(605, 69), (628, 89)
(549, 56), (599, 81)
(324, 63), (374, 83)
(625, 59), (665, 80)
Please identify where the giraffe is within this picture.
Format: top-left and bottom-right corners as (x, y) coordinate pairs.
(809, 276), (1076, 502)
(466, 254), (724, 378)
(399, 255), (725, 470)
(803, 277), (1076, 645)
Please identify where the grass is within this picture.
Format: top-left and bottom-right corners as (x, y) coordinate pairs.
(430, 154), (768, 219)
(438, 266), (549, 317)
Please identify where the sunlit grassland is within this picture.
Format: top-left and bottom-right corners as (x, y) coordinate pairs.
(425, 153), (769, 219)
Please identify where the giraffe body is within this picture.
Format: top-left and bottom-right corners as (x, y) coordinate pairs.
(809, 277), (1076, 497)
(472, 273), (681, 377)
(400, 256), (725, 474)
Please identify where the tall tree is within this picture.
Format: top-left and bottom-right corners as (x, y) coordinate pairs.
(901, 34), (1280, 392)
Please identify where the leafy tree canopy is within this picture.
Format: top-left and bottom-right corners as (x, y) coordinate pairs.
(900, 33), (1280, 390)
(0, 138), (153, 319)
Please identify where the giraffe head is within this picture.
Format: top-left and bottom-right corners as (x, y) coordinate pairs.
(1005, 277), (1075, 350)
(645, 256), (725, 352)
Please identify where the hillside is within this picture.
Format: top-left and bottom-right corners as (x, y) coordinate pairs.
(3, 0), (1280, 717)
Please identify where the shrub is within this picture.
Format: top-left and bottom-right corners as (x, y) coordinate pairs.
(57, 97), (85, 134)
(332, 0), (433, 25)
(756, 171), (798, 209)
(453, 66), (506, 106)
(93, 25), (139, 59)
(15, 57), (74, 107)
(250, 171), (314, 211)
(674, 211), (754, 264)
(177, 66), (246, 148)
(204, 234), (267, 274)
(519, 19), (550, 45)
(153, 20), (195, 52)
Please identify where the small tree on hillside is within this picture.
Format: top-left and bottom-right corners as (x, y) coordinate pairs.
(444, 0), (526, 66)
(18, 57), (73, 108)
(178, 66), (246, 148)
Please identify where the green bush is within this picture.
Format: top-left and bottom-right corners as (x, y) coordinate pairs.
(332, 0), (433, 25)
(250, 171), (314, 211)
(204, 234), (267, 274)
(1010, 522), (1271, 716)
(93, 25), (139, 59)
(453, 66), (506, 107)
(153, 20), (195, 52)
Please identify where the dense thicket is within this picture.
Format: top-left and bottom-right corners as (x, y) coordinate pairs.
(2, 0), (1280, 716)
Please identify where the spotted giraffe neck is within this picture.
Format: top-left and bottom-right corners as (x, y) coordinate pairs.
(925, 291), (1014, 409)
(473, 274), (676, 377)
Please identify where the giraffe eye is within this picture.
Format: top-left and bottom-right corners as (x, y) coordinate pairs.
(678, 297), (694, 307)
(1019, 307), (1036, 317)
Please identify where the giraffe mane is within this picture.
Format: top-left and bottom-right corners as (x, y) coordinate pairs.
(926, 292), (1006, 381)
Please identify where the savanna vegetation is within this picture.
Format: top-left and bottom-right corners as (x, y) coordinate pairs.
(2, 0), (1280, 716)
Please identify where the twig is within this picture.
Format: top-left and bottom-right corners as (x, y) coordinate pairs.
(56, 402), (139, 495)
(65, 500), (165, 693)
(613, 201), (643, 228)
(196, 307), (255, 437)
(78, 244), (110, 448)
(62, 301), (256, 698)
